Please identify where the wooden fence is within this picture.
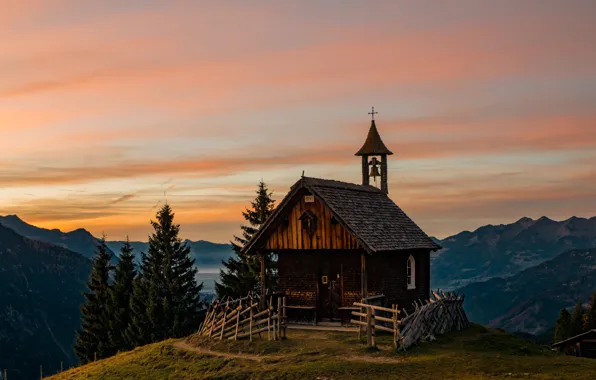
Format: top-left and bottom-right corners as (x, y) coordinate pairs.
(198, 294), (287, 341)
(351, 302), (400, 347)
(351, 290), (469, 350)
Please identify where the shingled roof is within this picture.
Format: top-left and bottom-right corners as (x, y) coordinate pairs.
(243, 176), (440, 254)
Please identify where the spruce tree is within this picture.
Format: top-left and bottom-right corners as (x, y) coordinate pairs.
(108, 239), (136, 352)
(126, 204), (203, 344)
(125, 265), (152, 347)
(75, 238), (113, 363)
(159, 206), (203, 337)
(553, 308), (572, 343)
(215, 180), (276, 299)
(570, 302), (585, 336)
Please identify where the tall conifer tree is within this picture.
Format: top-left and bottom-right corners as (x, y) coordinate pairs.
(125, 261), (152, 347)
(126, 204), (203, 344)
(553, 308), (572, 343)
(75, 238), (113, 363)
(570, 302), (586, 336)
(215, 180), (276, 298)
(108, 239), (136, 352)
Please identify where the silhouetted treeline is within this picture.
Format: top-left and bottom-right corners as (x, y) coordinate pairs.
(553, 290), (596, 343)
(75, 205), (203, 363)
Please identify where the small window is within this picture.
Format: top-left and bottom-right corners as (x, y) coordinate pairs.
(407, 255), (416, 289)
(299, 210), (318, 236)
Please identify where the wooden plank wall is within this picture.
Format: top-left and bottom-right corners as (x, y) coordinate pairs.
(265, 196), (360, 250)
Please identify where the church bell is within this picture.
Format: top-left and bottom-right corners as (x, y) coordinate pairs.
(369, 157), (381, 179)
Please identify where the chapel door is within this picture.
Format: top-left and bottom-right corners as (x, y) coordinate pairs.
(318, 258), (343, 320)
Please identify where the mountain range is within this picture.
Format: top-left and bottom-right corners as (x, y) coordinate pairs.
(0, 224), (91, 380)
(0, 215), (234, 273)
(431, 216), (596, 290)
(460, 248), (596, 335)
(0, 215), (115, 261)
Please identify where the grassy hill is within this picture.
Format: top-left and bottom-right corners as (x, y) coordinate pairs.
(48, 324), (596, 379)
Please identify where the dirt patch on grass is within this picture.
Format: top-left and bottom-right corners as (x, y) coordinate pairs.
(174, 340), (405, 365)
(172, 340), (285, 362)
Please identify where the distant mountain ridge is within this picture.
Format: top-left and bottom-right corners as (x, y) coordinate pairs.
(0, 215), (113, 261)
(432, 216), (596, 289)
(0, 215), (235, 274)
(105, 239), (233, 272)
(0, 224), (91, 380)
(460, 248), (596, 335)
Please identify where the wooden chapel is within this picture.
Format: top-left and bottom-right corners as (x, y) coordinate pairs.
(242, 109), (441, 320)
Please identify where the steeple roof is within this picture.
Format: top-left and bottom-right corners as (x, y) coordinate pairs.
(355, 120), (393, 156)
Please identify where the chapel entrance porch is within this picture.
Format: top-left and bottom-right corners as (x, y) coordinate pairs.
(276, 250), (365, 324)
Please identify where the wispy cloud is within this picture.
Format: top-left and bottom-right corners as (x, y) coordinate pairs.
(109, 193), (135, 205)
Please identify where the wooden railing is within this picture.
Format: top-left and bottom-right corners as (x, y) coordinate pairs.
(351, 301), (400, 347)
(351, 290), (469, 350)
(198, 294), (287, 341)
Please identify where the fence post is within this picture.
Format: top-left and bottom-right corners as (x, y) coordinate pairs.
(249, 306), (254, 342)
(234, 308), (240, 341)
(366, 306), (373, 347)
(277, 297), (282, 340)
(392, 304), (398, 348)
(358, 298), (364, 341)
(39, 365), (42, 380)
(371, 307), (376, 347)
(267, 307), (271, 340)
(4, 368), (7, 380)
(220, 309), (228, 340)
(282, 296), (287, 339)
(267, 297), (272, 341)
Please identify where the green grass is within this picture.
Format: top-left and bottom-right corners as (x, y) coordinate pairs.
(48, 324), (596, 380)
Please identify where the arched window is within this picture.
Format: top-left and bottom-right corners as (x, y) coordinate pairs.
(407, 255), (416, 289)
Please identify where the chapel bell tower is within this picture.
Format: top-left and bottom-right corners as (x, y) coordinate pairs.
(355, 107), (393, 194)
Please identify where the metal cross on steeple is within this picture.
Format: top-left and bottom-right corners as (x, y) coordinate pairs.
(368, 106), (378, 121)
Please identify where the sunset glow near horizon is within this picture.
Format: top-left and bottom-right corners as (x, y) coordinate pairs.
(1, 0), (595, 243)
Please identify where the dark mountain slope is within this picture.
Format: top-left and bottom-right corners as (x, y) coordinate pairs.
(0, 215), (113, 261)
(432, 216), (596, 289)
(460, 248), (596, 335)
(0, 224), (91, 380)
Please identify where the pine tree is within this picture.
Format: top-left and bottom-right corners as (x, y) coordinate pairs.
(160, 206), (204, 337)
(215, 180), (276, 298)
(125, 267), (151, 347)
(108, 239), (136, 352)
(75, 238), (113, 363)
(553, 308), (572, 343)
(126, 204), (203, 344)
(570, 302), (585, 336)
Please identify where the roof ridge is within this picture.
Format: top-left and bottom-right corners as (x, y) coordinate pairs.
(302, 176), (382, 193)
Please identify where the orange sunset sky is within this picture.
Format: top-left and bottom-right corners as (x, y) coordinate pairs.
(1, 0), (595, 243)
